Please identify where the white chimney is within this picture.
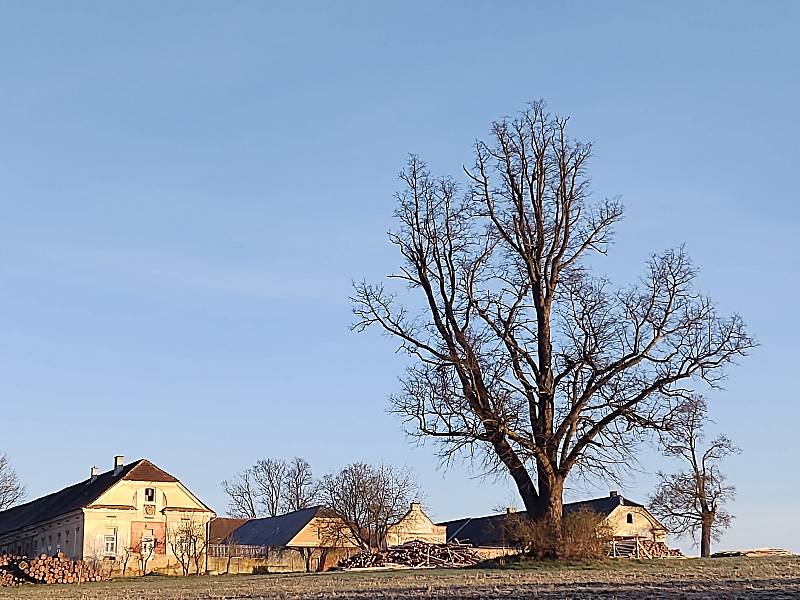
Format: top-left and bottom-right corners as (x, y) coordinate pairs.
(506, 507), (517, 514)
(90, 466), (98, 482)
(410, 502), (422, 511)
(113, 455), (125, 476)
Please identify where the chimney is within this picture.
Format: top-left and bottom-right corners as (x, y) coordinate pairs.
(113, 455), (125, 476)
(506, 507), (517, 514)
(410, 501), (422, 511)
(609, 490), (618, 498)
(90, 466), (98, 482)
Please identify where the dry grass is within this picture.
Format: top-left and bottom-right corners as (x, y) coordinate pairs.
(1, 556), (798, 599)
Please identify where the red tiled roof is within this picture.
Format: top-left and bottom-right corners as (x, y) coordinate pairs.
(122, 460), (178, 483)
(209, 517), (249, 544)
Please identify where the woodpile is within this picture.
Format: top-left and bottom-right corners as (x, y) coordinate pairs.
(0, 553), (108, 587)
(712, 548), (795, 558)
(339, 540), (482, 569)
(640, 540), (683, 558)
(607, 539), (682, 559)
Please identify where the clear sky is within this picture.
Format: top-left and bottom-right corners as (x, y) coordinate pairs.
(0, 2), (797, 555)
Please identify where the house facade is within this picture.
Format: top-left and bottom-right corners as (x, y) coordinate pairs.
(0, 457), (214, 574)
(386, 502), (446, 546)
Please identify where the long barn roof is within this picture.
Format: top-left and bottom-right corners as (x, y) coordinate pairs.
(210, 506), (337, 548)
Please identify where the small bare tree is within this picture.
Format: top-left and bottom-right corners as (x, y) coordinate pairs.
(120, 541), (134, 577)
(317, 462), (419, 550)
(0, 453), (24, 511)
(352, 101), (754, 555)
(168, 519), (207, 576)
(135, 535), (161, 575)
(650, 396), (739, 557)
(220, 534), (243, 575)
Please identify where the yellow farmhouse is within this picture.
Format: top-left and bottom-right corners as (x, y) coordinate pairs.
(0, 456), (214, 573)
(386, 502), (446, 546)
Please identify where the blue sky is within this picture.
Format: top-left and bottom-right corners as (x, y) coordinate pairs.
(0, 2), (797, 555)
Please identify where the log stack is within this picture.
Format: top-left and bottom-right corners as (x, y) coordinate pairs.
(639, 540), (683, 558)
(339, 540), (483, 569)
(712, 548), (795, 558)
(0, 553), (108, 587)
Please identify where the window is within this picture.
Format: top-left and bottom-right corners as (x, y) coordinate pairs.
(626, 513), (633, 524)
(104, 531), (117, 556)
(142, 529), (155, 556)
(144, 488), (156, 503)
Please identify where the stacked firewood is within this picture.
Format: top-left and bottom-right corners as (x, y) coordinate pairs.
(0, 553), (108, 587)
(339, 540), (482, 569)
(639, 540), (683, 558)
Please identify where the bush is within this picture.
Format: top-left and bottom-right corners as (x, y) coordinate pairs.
(504, 507), (612, 559)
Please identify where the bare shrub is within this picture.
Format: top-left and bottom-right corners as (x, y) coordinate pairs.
(562, 508), (612, 559)
(505, 507), (611, 559)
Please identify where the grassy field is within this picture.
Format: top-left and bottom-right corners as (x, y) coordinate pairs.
(1, 557), (798, 599)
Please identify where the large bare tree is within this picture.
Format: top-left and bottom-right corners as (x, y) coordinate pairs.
(0, 453), (24, 511)
(353, 101), (754, 553)
(650, 396), (739, 557)
(316, 462), (418, 550)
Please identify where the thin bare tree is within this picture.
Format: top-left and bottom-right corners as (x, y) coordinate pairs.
(135, 533), (161, 575)
(0, 453), (24, 511)
(283, 457), (316, 513)
(168, 518), (207, 576)
(317, 462), (418, 550)
(352, 101), (754, 554)
(252, 458), (287, 517)
(650, 396), (739, 557)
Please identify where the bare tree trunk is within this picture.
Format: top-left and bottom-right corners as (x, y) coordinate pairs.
(700, 513), (713, 558)
(494, 435), (539, 513)
(538, 473), (564, 557)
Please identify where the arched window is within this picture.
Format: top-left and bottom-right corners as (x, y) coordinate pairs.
(626, 513), (633, 524)
(144, 487), (156, 503)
